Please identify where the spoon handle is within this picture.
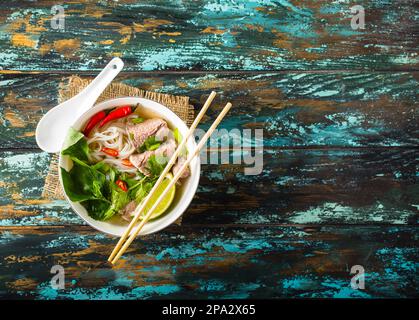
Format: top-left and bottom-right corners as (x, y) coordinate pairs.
(73, 57), (124, 116)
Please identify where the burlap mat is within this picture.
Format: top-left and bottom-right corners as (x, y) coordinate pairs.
(42, 76), (194, 224)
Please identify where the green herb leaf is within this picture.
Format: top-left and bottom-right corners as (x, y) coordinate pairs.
(146, 154), (167, 177)
(126, 175), (145, 198)
(101, 185), (130, 220)
(139, 136), (162, 153)
(131, 117), (144, 124)
(125, 177), (141, 188)
(91, 161), (119, 185)
(81, 182), (130, 221)
(91, 161), (110, 173)
(173, 128), (187, 156)
(134, 178), (155, 203)
(60, 160), (106, 202)
(61, 127), (89, 162)
(81, 199), (112, 220)
(148, 143), (160, 151)
(173, 128), (182, 144)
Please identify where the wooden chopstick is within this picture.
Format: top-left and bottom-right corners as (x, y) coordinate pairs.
(108, 91), (217, 262)
(111, 102), (232, 264)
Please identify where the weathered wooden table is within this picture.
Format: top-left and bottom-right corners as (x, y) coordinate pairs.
(0, 1), (417, 299)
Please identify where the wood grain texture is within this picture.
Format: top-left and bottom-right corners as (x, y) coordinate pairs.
(0, 0), (418, 300)
(0, 0), (417, 71)
(1, 72), (417, 148)
(0, 149), (417, 227)
(0, 225), (417, 299)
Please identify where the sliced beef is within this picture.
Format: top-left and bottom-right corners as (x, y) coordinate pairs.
(172, 156), (190, 179)
(127, 118), (167, 148)
(155, 126), (170, 142)
(120, 200), (137, 221)
(156, 138), (176, 159)
(129, 139), (176, 176)
(129, 151), (154, 176)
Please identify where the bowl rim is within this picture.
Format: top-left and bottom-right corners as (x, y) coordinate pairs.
(58, 97), (201, 237)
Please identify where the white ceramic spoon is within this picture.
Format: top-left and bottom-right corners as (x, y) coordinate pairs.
(35, 57), (124, 153)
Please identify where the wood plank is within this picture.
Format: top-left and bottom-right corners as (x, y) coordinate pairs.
(0, 225), (417, 299)
(0, 1), (417, 71)
(1, 72), (417, 148)
(0, 149), (417, 227)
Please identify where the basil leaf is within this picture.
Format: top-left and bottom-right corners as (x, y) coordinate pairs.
(61, 127), (89, 162)
(60, 160), (107, 202)
(81, 199), (111, 220)
(80, 179), (131, 221)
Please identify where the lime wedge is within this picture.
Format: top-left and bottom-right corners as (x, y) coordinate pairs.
(141, 174), (175, 220)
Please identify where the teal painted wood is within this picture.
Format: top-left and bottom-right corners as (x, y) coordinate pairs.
(0, 0), (417, 71)
(0, 225), (417, 299)
(0, 0), (417, 301)
(0, 150), (417, 227)
(1, 72), (417, 148)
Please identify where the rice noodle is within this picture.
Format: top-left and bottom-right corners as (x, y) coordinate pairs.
(86, 115), (138, 173)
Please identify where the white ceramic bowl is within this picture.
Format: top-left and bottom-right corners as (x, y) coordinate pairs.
(59, 97), (200, 237)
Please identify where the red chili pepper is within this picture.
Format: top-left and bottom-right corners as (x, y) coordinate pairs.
(83, 111), (106, 136)
(116, 180), (128, 192)
(99, 105), (132, 127)
(121, 158), (134, 167)
(101, 147), (119, 157)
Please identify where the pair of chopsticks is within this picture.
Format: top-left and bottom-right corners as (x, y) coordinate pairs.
(108, 91), (232, 264)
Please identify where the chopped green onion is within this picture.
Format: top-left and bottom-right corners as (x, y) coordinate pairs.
(173, 128), (182, 144)
(131, 117), (144, 124)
